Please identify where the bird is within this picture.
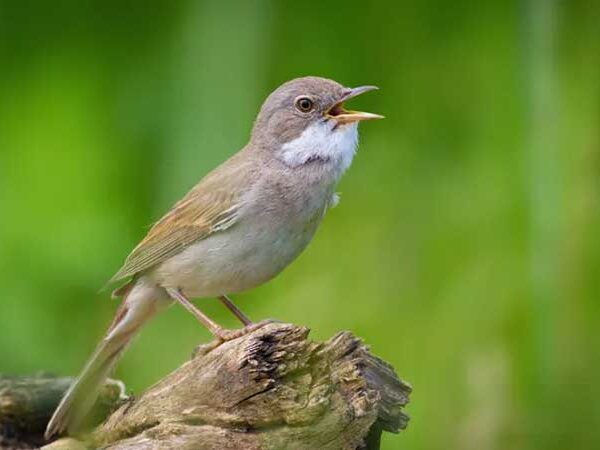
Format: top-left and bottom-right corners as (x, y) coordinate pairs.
(44, 76), (383, 439)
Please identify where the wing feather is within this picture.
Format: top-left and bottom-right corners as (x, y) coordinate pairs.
(109, 156), (253, 283)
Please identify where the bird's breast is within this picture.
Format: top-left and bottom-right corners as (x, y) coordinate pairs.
(153, 177), (332, 298)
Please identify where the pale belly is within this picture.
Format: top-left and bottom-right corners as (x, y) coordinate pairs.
(150, 207), (325, 298)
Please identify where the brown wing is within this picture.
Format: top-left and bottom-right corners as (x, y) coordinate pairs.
(109, 157), (252, 283)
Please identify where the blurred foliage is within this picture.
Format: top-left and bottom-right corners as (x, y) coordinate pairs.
(0, 1), (599, 449)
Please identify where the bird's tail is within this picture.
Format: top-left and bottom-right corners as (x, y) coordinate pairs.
(45, 284), (160, 440)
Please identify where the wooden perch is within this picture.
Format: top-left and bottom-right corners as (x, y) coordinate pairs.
(2, 323), (411, 450)
(0, 374), (123, 449)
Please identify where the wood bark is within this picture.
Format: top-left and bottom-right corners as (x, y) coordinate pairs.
(0, 374), (122, 449)
(1, 323), (411, 449)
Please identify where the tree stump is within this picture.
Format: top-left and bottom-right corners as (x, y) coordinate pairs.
(0, 375), (123, 449)
(1, 323), (411, 450)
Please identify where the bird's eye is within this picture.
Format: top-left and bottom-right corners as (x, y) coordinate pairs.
(295, 97), (314, 112)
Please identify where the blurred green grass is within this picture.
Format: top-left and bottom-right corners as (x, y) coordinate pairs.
(0, 1), (598, 449)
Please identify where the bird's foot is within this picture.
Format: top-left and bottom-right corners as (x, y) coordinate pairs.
(191, 319), (280, 358)
(214, 319), (279, 341)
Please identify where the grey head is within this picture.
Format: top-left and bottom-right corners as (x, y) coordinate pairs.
(250, 76), (383, 170)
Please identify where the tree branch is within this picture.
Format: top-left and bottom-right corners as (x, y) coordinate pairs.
(2, 323), (411, 450)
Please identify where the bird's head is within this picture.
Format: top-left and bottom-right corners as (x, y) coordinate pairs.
(251, 76), (383, 173)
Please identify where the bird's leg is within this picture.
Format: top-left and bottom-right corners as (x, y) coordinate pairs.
(167, 288), (269, 342)
(166, 287), (228, 338)
(218, 295), (253, 326)
(218, 295), (281, 333)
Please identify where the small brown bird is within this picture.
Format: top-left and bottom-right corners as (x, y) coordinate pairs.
(45, 76), (382, 439)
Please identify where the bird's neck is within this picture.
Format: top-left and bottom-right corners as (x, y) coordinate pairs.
(275, 121), (359, 181)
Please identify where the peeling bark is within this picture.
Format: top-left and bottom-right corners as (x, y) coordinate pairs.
(2, 323), (411, 450)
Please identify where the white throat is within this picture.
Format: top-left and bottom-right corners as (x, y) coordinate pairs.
(278, 121), (359, 177)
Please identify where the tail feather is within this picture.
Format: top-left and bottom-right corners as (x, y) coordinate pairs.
(45, 284), (162, 440)
(44, 330), (133, 439)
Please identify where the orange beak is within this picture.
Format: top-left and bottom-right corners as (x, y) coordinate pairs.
(326, 85), (384, 124)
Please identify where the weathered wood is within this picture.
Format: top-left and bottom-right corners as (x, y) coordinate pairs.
(0, 375), (124, 450)
(4, 323), (411, 449)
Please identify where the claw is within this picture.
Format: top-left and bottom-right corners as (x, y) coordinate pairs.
(191, 319), (280, 359)
(214, 319), (278, 341)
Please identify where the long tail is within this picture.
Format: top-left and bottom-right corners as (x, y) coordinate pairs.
(45, 283), (161, 439)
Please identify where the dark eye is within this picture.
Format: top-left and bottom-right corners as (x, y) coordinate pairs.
(295, 96), (314, 112)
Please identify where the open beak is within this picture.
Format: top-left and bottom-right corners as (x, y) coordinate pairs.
(326, 85), (384, 124)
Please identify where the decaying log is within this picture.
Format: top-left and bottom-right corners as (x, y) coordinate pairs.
(0, 375), (123, 449)
(3, 323), (411, 449)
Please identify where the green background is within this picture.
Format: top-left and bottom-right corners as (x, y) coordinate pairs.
(1, 1), (598, 449)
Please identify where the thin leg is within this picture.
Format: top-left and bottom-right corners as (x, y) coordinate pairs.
(165, 287), (225, 338)
(219, 295), (252, 326)
(166, 288), (274, 342)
